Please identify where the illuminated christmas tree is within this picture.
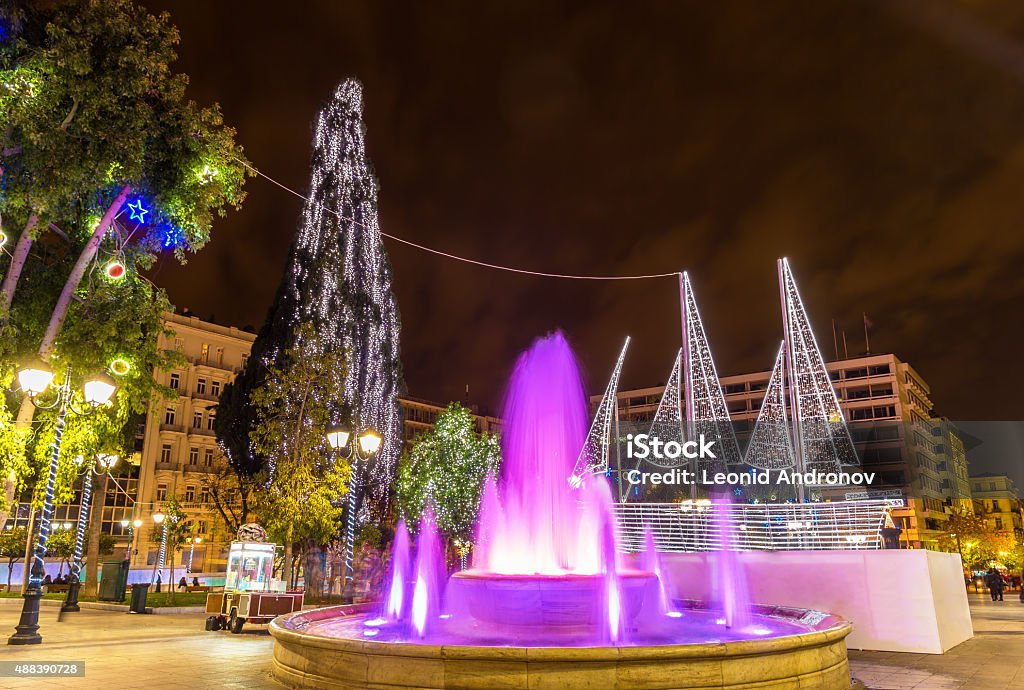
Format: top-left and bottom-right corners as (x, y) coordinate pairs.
(218, 79), (405, 518)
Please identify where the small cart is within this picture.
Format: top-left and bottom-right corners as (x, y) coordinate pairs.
(205, 541), (303, 634)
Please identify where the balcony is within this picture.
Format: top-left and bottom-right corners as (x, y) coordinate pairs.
(193, 392), (220, 403)
(183, 464), (218, 475)
(189, 427), (216, 437)
(159, 423), (184, 433)
(156, 461), (180, 471)
(190, 356), (238, 374)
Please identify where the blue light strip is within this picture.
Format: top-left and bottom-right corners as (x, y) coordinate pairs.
(29, 405), (66, 588)
(69, 469), (92, 584)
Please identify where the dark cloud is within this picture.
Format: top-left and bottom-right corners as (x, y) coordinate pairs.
(143, 0), (1024, 419)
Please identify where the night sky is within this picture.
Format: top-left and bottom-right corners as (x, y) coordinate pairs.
(141, 1), (1024, 423)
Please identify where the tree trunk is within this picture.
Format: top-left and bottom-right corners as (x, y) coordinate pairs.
(282, 521), (294, 588)
(82, 474), (107, 598)
(37, 184), (131, 363)
(0, 469), (17, 533)
(0, 215), (39, 321)
(168, 545), (176, 606)
(303, 538), (324, 604)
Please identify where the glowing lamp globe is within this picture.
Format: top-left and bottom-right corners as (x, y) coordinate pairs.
(109, 358), (131, 376)
(326, 428), (350, 450)
(120, 519), (130, 528)
(153, 512), (166, 525)
(97, 453), (119, 469)
(358, 429), (383, 455)
(195, 537), (203, 544)
(18, 364), (54, 396)
(83, 373), (117, 406)
(0, 231), (7, 246)
(133, 519), (143, 529)
(105, 261), (126, 280)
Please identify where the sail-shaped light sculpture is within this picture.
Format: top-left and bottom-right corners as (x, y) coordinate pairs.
(680, 272), (743, 479)
(569, 336), (630, 488)
(743, 342), (796, 470)
(778, 258), (860, 476)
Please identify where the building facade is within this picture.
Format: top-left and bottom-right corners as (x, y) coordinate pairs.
(970, 473), (1024, 544)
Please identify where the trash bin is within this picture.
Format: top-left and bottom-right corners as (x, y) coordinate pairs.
(129, 582), (150, 614)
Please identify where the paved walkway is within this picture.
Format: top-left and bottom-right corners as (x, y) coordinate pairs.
(1, 591), (1022, 689)
(0, 599), (278, 689)
(850, 592), (1024, 690)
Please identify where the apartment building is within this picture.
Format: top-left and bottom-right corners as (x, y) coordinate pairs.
(970, 473), (1024, 544)
(604, 353), (971, 549)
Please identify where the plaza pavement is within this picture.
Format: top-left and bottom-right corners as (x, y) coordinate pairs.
(0, 591), (1021, 689)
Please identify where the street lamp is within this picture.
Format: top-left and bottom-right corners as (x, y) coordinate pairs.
(325, 427), (382, 591)
(9, 362), (116, 646)
(61, 453), (119, 614)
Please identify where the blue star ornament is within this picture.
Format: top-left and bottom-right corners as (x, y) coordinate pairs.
(127, 199), (149, 224)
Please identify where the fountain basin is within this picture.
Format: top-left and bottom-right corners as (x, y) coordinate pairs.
(448, 569), (655, 632)
(269, 603), (853, 689)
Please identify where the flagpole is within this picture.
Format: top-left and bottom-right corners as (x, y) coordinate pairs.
(863, 313), (871, 355)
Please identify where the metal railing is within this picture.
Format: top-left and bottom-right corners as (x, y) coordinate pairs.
(614, 499), (895, 552)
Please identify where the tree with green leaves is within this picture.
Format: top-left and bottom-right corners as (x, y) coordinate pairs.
(396, 403), (501, 543)
(0, 0), (247, 528)
(0, 525), (27, 588)
(248, 323), (351, 589)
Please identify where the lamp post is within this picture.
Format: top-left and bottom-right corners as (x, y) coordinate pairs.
(61, 453), (119, 613)
(8, 362), (116, 645)
(326, 427), (382, 590)
(151, 511), (167, 589)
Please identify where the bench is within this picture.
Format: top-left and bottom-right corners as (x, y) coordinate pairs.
(186, 586), (211, 593)
(45, 584), (70, 593)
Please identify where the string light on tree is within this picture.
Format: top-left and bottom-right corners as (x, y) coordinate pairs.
(109, 358), (131, 376)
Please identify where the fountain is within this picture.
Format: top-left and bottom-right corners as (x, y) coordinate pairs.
(270, 332), (853, 689)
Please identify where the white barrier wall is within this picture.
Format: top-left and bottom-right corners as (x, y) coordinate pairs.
(659, 549), (973, 654)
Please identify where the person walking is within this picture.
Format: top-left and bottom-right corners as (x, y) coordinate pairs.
(986, 569), (1004, 602)
(155, 571), (162, 593)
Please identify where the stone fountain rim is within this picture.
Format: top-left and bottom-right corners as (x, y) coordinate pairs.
(269, 603), (852, 661)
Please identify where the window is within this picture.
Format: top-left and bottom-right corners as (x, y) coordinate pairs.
(169, 373), (180, 390)
(192, 411), (203, 429)
(188, 447), (199, 465)
(210, 380), (221, 397)
(215, 347), (224, 364)
(197, 520), (207, 535)
(160, 444), (172, 463)
(204, 448), (214, 466)
(990, 482), (997, 491)
(996, 518), (1004, 530)
(164, 406), (176, 425)
(173, 337), (184, 351)
(196, 378), (207, 395)
(184, 485), (196, 502)
(200, 486), (210, 503)
(241, 353), (249, 369)
(206, 410), (216, 430)
(869, 364), (891, 376)
(725, 383), (746, 394)
(200, 343), (210, 361)
(156, 483), (167, 501)
(845, 367), (868, 379)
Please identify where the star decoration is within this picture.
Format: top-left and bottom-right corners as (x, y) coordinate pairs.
(127, 199), (149, 224)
